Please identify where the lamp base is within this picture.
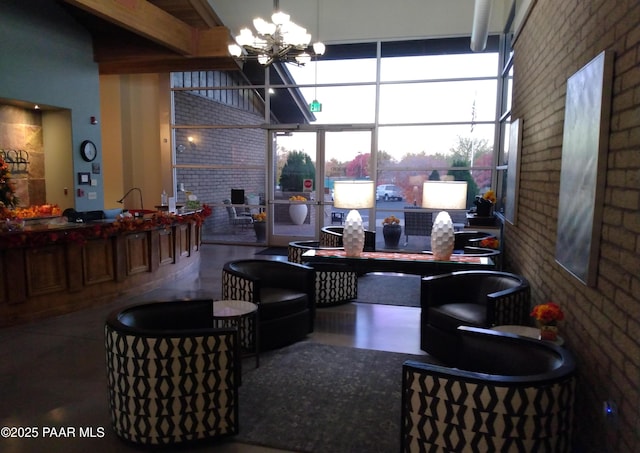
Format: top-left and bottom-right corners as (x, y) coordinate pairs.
(343, 209), (365, 257)
(431, 211), (454, 260)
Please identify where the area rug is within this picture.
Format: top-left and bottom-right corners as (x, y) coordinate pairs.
(236, 341), (429, 452)
(356, 273), (421, 307)
(255, 247), (288, 256)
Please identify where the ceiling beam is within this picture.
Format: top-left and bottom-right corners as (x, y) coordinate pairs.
(97, 56), (240, 75)
(63, 0), (230, 57)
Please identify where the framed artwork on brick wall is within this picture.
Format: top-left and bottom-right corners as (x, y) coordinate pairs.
(555, 50), (613, 286)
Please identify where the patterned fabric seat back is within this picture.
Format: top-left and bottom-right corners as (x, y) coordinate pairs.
(402, 327), (576, 453)
(105, 300), (240, 445)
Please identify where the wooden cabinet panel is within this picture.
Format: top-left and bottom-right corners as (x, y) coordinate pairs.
(26, 246), (66, 296)
(158, 229), (174, 266)
(125, 232), (150, 275)
(176, 224), (190, 258)
(83, 238), (115, 284)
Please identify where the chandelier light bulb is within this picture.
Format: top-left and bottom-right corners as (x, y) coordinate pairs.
(228, 43), (242, 57)
(236, 28), (255, 46)
(257, 54), (269, 65)
(295, 52), (311, 65)
(253, 17), (276, 36)
(271, 11), (290, 26)
(313, 41), (326, 55)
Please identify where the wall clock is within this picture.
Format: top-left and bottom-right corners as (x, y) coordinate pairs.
(80, 140), (97, 162)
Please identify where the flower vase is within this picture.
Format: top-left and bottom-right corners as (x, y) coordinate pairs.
(538, 323), (559, 341)
(253, 222), (266, 242)
(289, 204), (308, 225)
(382, 224), (402, 249)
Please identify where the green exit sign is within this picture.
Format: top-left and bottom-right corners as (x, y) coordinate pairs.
(309, 100), (322, 112)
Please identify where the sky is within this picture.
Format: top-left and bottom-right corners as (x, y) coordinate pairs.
(273, 52), (501, 163)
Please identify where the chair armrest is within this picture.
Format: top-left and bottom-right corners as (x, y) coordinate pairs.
(486, 284), (531, 326)
(222, 267), (258, 302)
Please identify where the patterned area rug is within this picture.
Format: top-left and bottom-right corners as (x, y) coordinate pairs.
(236, 341), (429, 452)
(356, 273), (422, 307)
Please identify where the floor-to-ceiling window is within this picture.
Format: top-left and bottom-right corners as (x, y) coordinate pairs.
(170, 36), (502, 247)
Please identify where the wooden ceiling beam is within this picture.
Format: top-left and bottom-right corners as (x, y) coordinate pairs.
(97, 56), (240, 75)
(92, 26), (231, 61)
(63, 0), (230, 57)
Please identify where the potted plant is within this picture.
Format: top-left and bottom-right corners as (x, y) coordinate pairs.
(252, 212), (266, 242)
(530, 302), (565, 341)
(288, 195), (308, 225)
(382, 215), (401, 249)
(474, 189), (496, 217)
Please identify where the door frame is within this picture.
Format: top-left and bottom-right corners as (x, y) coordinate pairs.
(266, 124), (375, 247)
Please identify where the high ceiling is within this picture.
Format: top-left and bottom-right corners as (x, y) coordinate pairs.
(61, 0), (238, 74)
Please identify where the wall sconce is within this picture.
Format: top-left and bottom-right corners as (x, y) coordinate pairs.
(176, 137), (196, 153)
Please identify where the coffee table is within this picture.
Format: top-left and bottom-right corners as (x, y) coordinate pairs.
(301, 249), (494, 276)
(213, 299), (260, 368)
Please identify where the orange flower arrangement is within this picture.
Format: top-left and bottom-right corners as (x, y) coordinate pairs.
(252, 212), (266, 222)
(289, 195), (307, 202)
(482, 189), (496, 204)
(479, 237), (500, 249)
(382, 215), (400, 226)
(530, 302), (564, 325)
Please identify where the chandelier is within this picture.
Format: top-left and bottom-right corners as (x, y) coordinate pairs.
(227, 0), (325, 66)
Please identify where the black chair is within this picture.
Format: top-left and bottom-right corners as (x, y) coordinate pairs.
(288, 240), (357, 306)
(104, 300), (240, 445)
(320, 226), (376, 251)
(420, 270), (530, 360)
(453, 230), (494, 250)
(403, 208), (432, 244)
(402, 326), (576, 452)
(222, 259), (315, 351)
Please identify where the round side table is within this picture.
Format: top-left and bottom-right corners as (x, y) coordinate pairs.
(213, 300), (260, 368)
(492, 324), (564, 346)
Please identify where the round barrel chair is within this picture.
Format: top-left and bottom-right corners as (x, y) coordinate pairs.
(402, 326), (576, 452)
(222, 259), (315, 351)
(104, 299), (240, 446)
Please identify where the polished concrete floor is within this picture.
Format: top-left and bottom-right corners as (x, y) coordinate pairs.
(0, 243), (424, 453)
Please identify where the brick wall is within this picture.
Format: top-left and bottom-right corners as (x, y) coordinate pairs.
(510, 0), (639, 451)
(174, 91), (266, 233)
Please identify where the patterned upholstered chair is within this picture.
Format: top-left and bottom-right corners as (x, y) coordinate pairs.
(320, 226), (376, 251)
(104, 299), (240, 446)
(222, 259), (315, 351)
(402, 326), (576, 452)
(420, 270), (530, 360)
(288, 240), (357, 306)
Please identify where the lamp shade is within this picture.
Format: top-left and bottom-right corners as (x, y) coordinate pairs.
(333, 181), (375, 209)
(422, 181), (468, 210)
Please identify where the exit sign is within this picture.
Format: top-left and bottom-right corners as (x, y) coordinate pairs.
(309, 100), (322, 112)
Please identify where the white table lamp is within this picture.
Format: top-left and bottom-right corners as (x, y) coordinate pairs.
(333, 181), (375, 257)
(422, 181), (468, 260)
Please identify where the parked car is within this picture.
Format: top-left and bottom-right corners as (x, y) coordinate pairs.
(376, 184), (403, 201)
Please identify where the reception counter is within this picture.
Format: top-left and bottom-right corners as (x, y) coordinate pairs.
(0, 211), (208, 327)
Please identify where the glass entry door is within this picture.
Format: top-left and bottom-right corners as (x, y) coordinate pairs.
(267, 127), (374, 246)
